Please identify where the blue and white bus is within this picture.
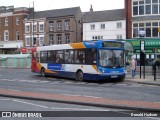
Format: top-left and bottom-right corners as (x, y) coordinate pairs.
(31, 40), (129, 81)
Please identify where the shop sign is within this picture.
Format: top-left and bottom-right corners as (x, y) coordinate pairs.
(134, 49), (155, 53)
(21, 48), (27, 53)
(145, 41), (160, 46)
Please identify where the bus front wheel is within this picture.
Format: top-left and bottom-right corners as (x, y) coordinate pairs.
(76, 70), (83, 81)
(41, 68), (46, 77)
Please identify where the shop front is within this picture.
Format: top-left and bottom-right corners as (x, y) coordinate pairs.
(0, 41), (23, 54)
(126, 38), (160, 66)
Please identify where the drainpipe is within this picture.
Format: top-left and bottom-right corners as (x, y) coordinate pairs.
(73, 17), (77, 43)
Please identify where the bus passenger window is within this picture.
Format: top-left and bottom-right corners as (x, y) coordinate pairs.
(74, 49), (85, 64)
(40, 51), (48, 63)
(55, 50), (64, 63)
(86, 49), (96, 64)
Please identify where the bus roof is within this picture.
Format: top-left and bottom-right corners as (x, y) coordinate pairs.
(37, 40), (125, 51)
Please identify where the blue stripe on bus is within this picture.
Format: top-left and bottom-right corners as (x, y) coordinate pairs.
(45, 70), (125, 81)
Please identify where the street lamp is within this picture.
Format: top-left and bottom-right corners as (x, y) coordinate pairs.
(29, 1), (35, 46)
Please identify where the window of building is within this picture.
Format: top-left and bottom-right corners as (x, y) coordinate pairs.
(57, 21), (62, 31)
(92, 36), (103, 40)
(16, 17), (19, 25)
(90, 24), (95, 30)
(139, 4), (144, 15)
(39, 36), (44, 46)
(49, 35), (54, 45)
(39, 23), (44, 32)
(16, 31), (20, 40)
(117, 35), (122, 39)
(65, 34), (70, 44)
(4, 30), (9, 41)
(152, 4), (158, 14)
(133, 0), (160, 16)
(132, 21), (160, 38)
(25, 24), (30, 33)
(117, 22), (122, 28)
(0, 19), (2, 26)
(32, 37), (37, 46)
(57, 34), (62, 44)
(100, 24), (105, 29)
(32, 24), (37, 32)
(25, 37), (30, 46)
(5, 17), (8, 26)
(49, 21), (54, 31)
(65, 20), (70, 30)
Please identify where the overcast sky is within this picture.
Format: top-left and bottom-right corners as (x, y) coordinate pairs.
(0, 0), (124, 12)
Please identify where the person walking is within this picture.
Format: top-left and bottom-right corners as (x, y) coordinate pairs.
(130, 55), (137, 78)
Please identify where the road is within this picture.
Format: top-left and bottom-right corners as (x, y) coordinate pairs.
(0, 97), (159, 120)
(0, 68), (159, 102)
(0, 68), (160, 119)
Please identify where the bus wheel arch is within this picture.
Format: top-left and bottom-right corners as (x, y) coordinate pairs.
(41, 67), (46, 77)
(76, 69), (84, 81)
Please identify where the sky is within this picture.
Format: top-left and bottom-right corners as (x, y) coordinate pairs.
(0, 0), (124, 12)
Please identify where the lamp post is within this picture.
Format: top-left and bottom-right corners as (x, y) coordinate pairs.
(29, 1), (35, 46)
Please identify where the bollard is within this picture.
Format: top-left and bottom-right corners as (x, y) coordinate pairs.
(153, 64), (156, 81)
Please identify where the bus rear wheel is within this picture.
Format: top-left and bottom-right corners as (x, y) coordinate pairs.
(76, 70), (84, 81)
(41, 68), (46, 77)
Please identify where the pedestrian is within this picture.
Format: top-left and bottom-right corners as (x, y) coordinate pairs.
(130, 55), (137, 78)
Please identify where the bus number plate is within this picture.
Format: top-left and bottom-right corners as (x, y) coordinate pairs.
(111, 76), (118, 78)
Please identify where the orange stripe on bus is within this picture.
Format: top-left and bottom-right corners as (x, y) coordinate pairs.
(92, 65), (101, 74)
(37, 63), (58, 74)
(70, 43), (85, 49)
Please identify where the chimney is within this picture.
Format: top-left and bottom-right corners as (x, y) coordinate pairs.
(90, 4), (93, 12)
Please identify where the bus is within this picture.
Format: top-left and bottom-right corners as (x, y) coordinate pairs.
(31, 40), (128, 81)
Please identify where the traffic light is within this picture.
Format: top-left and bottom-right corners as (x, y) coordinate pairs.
(140, 51), (145, 66)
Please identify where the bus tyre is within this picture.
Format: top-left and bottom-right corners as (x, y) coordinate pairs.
(76, 70), (83, 81)
(41, 68), (46, 77)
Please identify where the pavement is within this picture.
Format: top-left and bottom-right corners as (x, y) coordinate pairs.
(0, 68), (160, 112)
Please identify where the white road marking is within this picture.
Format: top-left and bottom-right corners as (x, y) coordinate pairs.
(0, 98), (10, 101)
(0, 79), (49, 84)
(61, 94), (104, 99)
(7, 89), (21, 92)
(12, 99), (48, 109)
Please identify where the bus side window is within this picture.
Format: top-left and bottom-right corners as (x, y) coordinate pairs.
(86, 49), (96, 64)
(55, 50), (64, 63)
(74, 49), (85, 64)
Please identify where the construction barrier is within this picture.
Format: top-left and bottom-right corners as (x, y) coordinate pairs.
(0, 54), (31, 68)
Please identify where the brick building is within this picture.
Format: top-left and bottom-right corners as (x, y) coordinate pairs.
(24, 7), (83, 51)
(125, 0), (160, 38)
(0, 6), (31, 54)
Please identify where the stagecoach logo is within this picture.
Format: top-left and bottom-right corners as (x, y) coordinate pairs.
(85, 42), (96, 46)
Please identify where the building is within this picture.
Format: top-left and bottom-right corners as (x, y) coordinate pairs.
(83, 6), (126, 41)
(125, 0), (160, 38)
(23, 7), (83, 52)
(125, 0), (160, 63)
(0, 6), (31, 54)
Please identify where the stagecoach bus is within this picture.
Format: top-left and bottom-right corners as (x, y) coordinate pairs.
(31, 40), (127, 81)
